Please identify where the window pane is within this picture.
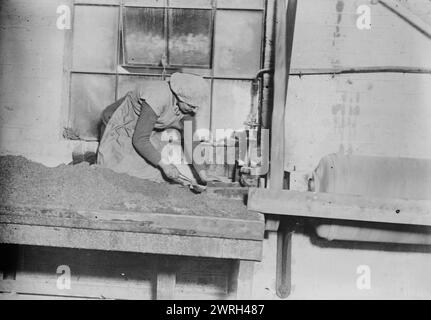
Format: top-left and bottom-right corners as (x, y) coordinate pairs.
(72, 6), (119, 72)
(168, 9), (212, 67)
(214, 10), (263, 77)
(75, 0), (120, 4)
(124, 7), (165, 65)
(118, 75), (211, 131)
(124, 0), (166, 6)
(169, 0), (212, 8)
(211, 80), (252, 132)
(217, 0), (264, 9)
(117, 75), (162, 98)
(69, 73), (116, 140)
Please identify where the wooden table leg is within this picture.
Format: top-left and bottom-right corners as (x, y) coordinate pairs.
(0, 244), (18, 281)
(156, 256), (176, 300)
(276, 225), (293, 299)
(229, 260), (255, 300)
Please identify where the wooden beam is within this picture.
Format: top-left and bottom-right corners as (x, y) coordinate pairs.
(0, 279), (150, 300)
(0, 224), (263, 261)
(268, 0), (298, 299)
(265, 217), (281, 232)
(380, 0), (431, 38)
(269, 0), (298, 189)
(248, 189), (431, 226)
(0, 205), (264, 241)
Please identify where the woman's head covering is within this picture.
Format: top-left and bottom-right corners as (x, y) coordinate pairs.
(170, 73), (209, 108)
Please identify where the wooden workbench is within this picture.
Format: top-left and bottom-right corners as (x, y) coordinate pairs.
(0, 204), (264, 299)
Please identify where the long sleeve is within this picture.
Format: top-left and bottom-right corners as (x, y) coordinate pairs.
(132, 102), (162, 166)
(181, 116), (209, 183)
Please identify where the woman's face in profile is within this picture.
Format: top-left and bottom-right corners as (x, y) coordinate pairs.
(177, 100), (198, 115)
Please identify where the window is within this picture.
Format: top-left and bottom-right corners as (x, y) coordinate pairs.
(123, 7), (213, 68)
(67, 0), (265, 141)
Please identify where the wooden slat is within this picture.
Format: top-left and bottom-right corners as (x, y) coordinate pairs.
(269, 0), (298, 189)
(0, 279), (149, 300)
(248, 188), (431, 226)
(0, 293), (89, 300)
(0, 205), (264, 241)
(0, 224), (263, 261)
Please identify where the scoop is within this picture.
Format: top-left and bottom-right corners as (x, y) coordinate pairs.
(177, 173), (207, 194)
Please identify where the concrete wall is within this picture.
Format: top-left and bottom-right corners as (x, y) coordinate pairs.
(286, 0), (431, 174)
(252, 230), (431, 300)
(0, 0), (79, 166)
(258, 0), (431, 300)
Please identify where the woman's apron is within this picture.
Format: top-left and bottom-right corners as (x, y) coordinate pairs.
(97, 93), (195, 182)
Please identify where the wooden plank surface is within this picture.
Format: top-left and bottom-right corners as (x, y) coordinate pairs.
(0, 205), (264, 241)
(0, 224), (263, 261)
(248, 188), (431, 226)
(0, 279), (150, 300)
(269, 0), (298, 189)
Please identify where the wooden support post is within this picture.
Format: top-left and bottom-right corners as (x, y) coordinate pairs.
(156, 256), (176, 300)
(276, 223), (293, 298)
(0, 244), (18, 281)
(269, 0), (298, 300)
(229, 260), (255, 300)
(269, 0), (297, 189)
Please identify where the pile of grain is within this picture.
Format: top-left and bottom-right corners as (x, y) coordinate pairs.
(0, 156), (252, 219)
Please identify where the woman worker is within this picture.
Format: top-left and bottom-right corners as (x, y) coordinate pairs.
(97, 73), (209, 184)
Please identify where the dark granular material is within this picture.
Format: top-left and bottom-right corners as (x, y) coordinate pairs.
(0, 155), (257, 220)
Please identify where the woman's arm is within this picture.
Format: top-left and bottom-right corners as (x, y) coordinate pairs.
(132, 102), (180, 180)
(132, 102), (161, 166)
(181, 117), (209, 184)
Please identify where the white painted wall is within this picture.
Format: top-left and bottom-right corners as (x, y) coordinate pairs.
(286, 0), (431, 173)
(260, 0), (431, 300)
(0, 0), (79, 166)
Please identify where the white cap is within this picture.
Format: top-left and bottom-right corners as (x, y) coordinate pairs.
(170, 73), (210, 108)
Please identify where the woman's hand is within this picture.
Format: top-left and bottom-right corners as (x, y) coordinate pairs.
(198, 170), (222, 184)
(198, 170), (208, 184)
(159, 161), (180, 180)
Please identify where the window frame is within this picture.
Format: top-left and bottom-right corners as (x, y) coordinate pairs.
(65, 0), (267, 141)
